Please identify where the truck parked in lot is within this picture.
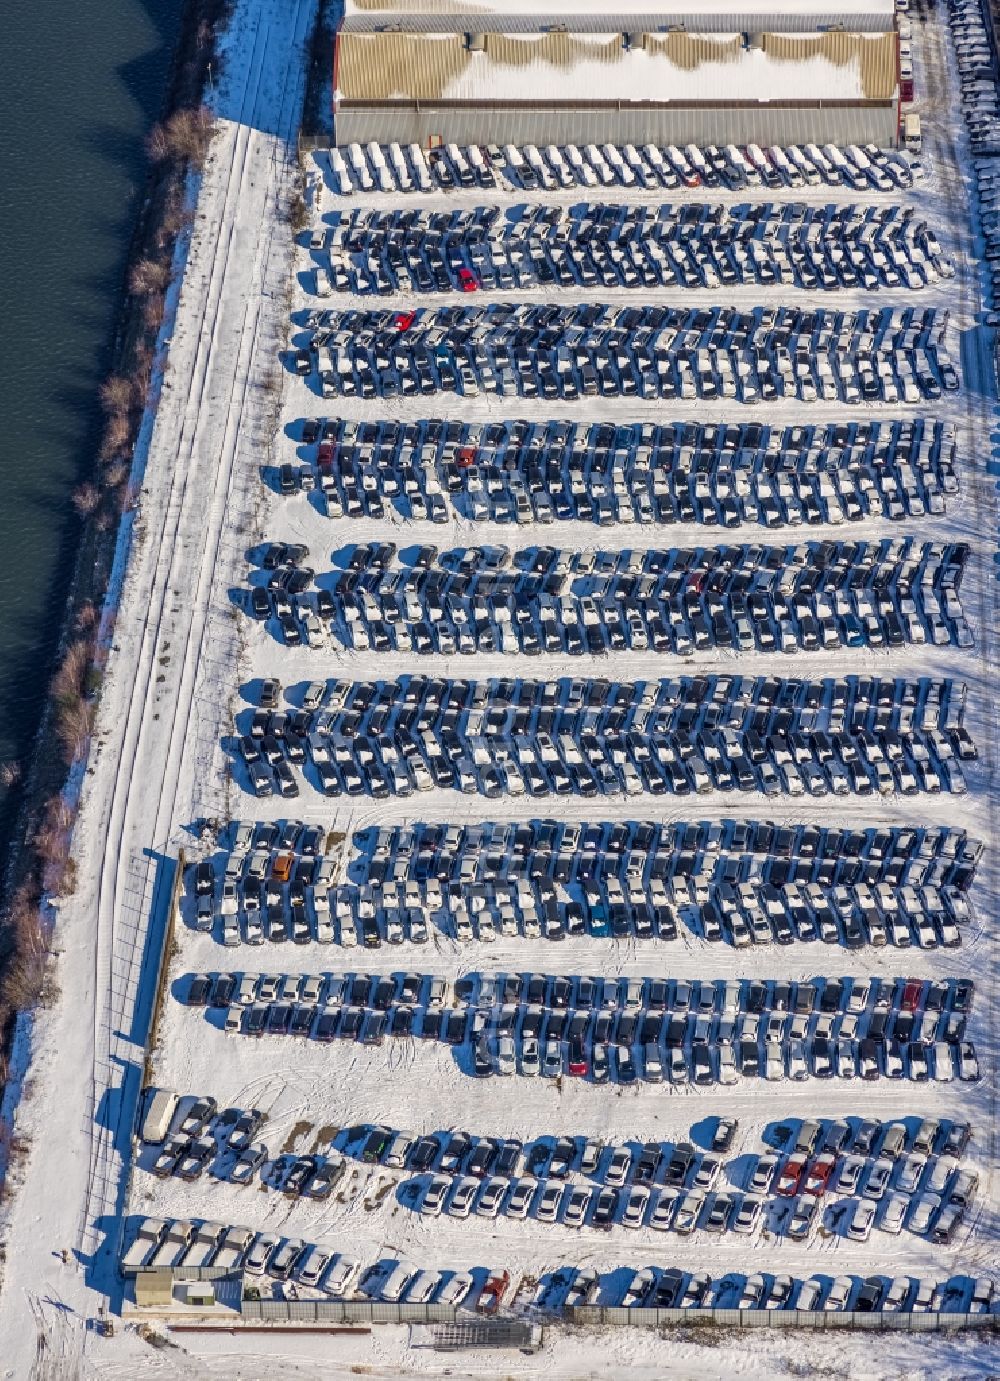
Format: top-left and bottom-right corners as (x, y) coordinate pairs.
(141, 1088), (179, 1145)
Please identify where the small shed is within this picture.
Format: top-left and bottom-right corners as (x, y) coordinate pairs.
(135, 1271), (174, 1308)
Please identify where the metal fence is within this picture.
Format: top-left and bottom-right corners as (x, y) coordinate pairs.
(239, 1298), (459, 1324)
(566, 1307), (997, 1332)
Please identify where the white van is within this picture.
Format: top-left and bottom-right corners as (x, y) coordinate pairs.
(141, 1088), (179, 1144)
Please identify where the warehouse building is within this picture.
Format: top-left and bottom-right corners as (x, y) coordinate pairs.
(333, 0), (901, 148)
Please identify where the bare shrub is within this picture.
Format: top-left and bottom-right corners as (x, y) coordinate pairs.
(288, 190), (308, 234)
(43, 796), (73, 837)
(37, 831), (69, 894)
(72, 482), (101, 519)
(74, 601), (98, 634)
(0, 886), (51, 1008)
(50, 640), (96, 765)
(148, 106), (214, 169)
(142, 293), (166, 335)
(158, 186), (194, 249)
(99, 376), (132, 415)
(51, 640), (91, 708)
(129, 257), (170, 297)
(1, 950), (46, 1014)
(55, 699), (94, 763)
(60, 857), (78, 896)
(100, 412), (130, 460)
(103, 462), (130, 491)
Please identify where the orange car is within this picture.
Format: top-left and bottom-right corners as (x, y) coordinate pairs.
(271, 851), (294, 884)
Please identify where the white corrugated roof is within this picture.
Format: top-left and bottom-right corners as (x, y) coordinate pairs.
(337, 29), (899, 103)
(342, 0), (896, 34)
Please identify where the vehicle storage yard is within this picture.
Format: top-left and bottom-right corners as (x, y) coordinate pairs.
(2, 0), (1000, 1375)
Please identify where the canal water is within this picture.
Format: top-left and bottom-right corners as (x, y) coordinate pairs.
(0, 0), (183, 855)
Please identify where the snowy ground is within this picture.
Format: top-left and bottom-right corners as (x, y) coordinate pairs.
(1, 0), (998, 1378)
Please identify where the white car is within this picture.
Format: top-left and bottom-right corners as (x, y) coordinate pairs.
(406, 1270), (441, 1304)
(621, 1268), (655, 1309)
(880, 1192), (909, 1235)
(421, 1175), (450, 1217)
(447, 1177), (478, 1219)
(825, 1275), (854, 1311)
(797, 1278), (822, 1311)
(732, 1193), (763, 1235)
(674, 1191), (704, 1235)
(958, 1042), (979, 1080)
(324, 1255), (361, 1298)
(505, 1177), (537, 1220)
(296, 1246), (331, 1288)
(649, 1189), (677, 1231)
(933, 1041), (955, 1081)
(244, 1232), (278, 1276)
(475, 1177), (507, 1219)
(437, 1271), (473, 1307)
(542, 1040), (562, 1078)
(883, 1277), (912, 1311)
(908, 1192), (942, 1236)
(847, 1199), (876, 1241)
(622, 1186), (650, 1228)
(535, 1180), (564, 1223)
(739, 1273), (766, 1310)
(970, 1278), (994, 1314)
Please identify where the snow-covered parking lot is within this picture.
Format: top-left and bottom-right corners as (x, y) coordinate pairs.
(136, 3), (1000, 1356)
(136, 0), (1000, 1364)
(3, 0), (1000, 1374)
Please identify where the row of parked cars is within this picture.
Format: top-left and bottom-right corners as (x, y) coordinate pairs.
(233, 671), (975, 804)
(949, 0), (1000, 155)
(473, 1023), (978, 1086)
(303, 302), (958, 404)
(404, 1113), (975, 1244)
(947, 0), (1000, 316)
(313, 872), (968, 952)
(253, 537), (970, 660)
(187, 969), (975, 1029)
(353, 817), (981, 895)
(417, 1161), (973, 1245)
(207, 817), (972, 953)
(603, 1267), (992, 1314)
(123, 1217), (994, 1315)
(325, 139), (919, 198)
(302, 817), (979, 950)
(319, 200), (952, 297)
(294, 415), (959, 530)
(123, 1216), (509, 1310)
(185, 957), (979, 1085)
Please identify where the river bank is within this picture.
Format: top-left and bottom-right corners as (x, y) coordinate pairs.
(0, 0), (233, 1114)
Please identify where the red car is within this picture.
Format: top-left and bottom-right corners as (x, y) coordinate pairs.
(803, 1152), (837, 1197)
(457, 268), (479, 292)
(901, 979), (923, 1012)
(455, 446), (477, 469)
(776, 1153), (807, 1197)
(567, 1043), (588, 1076)
(394, 310), (416, 331)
